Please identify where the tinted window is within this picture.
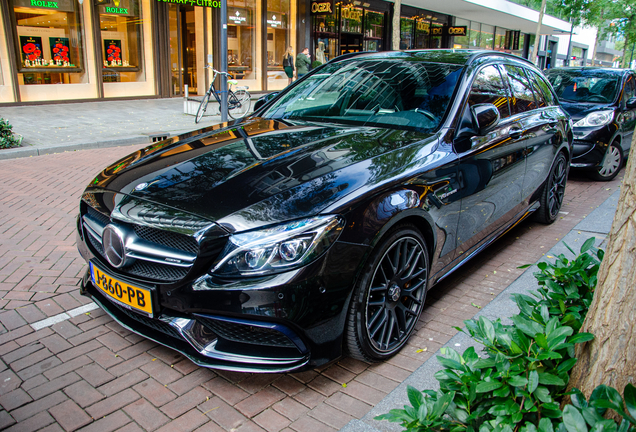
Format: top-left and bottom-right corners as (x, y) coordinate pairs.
(262, 59), (463, 131)
(545, 69), (621, 104)
(468, 65), (511, 119)
(504, 65), (538, 114)
(527, 69), (555, 106)
(623, 74), (636, 104)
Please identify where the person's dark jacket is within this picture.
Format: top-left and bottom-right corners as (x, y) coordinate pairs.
(296, 53), (311, 75)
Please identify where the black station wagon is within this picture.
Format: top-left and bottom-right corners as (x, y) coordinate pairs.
(545, 67), (636, 180)
(76, 50), (573, 372)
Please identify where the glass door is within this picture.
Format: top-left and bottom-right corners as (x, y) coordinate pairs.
(168, 4), (199, 96)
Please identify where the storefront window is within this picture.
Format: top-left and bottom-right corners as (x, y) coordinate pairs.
(400, 17), (414, 50)
(429, 22), (442, 48)
(11, 0), (85, 85)
(494, 27), (506, 50)
(228, 0), (257, 88)
(363, 10), (384, 51)
(469, 22), (480, 47)
(267, 0), (290, 90)
(480, 24), (494, 49)
(453, 18), (470, 49)
(313, 8), (338, 64)
(414, 19), (429, 49)
(340, 5), (362, 54)
(98, 0), (144, 83)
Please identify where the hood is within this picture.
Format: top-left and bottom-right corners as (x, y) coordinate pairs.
(87, 118), (435, 231)
(558, 101), (616, 121)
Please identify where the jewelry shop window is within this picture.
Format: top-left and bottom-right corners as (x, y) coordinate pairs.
(10, 0), (85, 85)
(228, 0), (257, 87)
(266, 0), (290, 91)
(98, 0), (145, 83)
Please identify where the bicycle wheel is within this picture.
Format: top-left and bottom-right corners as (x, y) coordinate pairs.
(195, 92), (211, 123)
(227, 90), (251, 119)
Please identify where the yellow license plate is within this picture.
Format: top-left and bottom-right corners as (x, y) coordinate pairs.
(90, 263), (153, 316)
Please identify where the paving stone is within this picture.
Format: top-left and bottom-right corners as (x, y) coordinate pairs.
(139, 359), (182, 385)
(325, 391), (373, 418)
(85, 388), (140, 419)
(28, 371), (81, 400)
(123, 398), (169, 431)
(133, 378), (177, 407)
(49, 399), (93, 431)
(63, 380), (105, 408)
(235, 386), (285, 418)
(272, 397), (310, 421)
(199, 397), (247, 430)
(44, 355), (92, 380)
(253, 408), (291, 432)
(0, 387), (33, 411)
(160, 386), (211, 419)
(75, 410), (130, 432)
(167, 367), (215, 396)
(289, 415), (337, 432)
(11, 390), (68, 422)
(307, 403), (355, 429)
(0, 369), (22, 395)
(97, 369), (148, 397)
(77, 363), (115, 388)
(5, 410), (55, 432)
(202, 377), (250, 405)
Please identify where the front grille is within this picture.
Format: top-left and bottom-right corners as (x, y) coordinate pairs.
(88, 206), (110, 226)
(134, 225), (199, 255)
(109, 300), (182, 340)
(198, 317), (295, 348)
(127, 260), (189, 281)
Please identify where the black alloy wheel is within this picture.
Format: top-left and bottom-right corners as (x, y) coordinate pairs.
(195, 92), (211, 124)
(591, 142), (623, 181)
(346, 225), (429, 361)
(535, 152), (568, 224)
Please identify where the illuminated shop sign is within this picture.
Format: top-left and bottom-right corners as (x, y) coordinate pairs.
(228, 8), (250, 25)
(342, 8), (362, 21)
(155, 0), (220, 7)
(267, 12), (286, 28)
(416, 21), (429, 32)
(429, 26), (467, 36)
(15, 0), (74, 11)
(105, 6), (128, 13)
(311, 0), (333, 15)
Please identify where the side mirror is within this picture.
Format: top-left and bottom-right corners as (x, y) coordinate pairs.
(253, 92), (279, 111)
(626, 96), (636, 109)
(471, 103), (500, 134)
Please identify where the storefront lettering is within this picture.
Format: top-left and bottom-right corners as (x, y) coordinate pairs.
(105, 7), (129, 14)
(30, 0), (59, 8)
(342, 8), (362, 21)
(447, 26), (467, 36)
(156, 0), (220, 7)
(431, 27), (443, 35)
(416, 21), (429, 32)
(311, 2), (333, 14)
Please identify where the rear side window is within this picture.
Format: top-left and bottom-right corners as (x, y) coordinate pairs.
(503, 65), (538, 114)
(622, 74), (636, 105)
(527, 69), (556, 106)
(468, 65), (511, 119)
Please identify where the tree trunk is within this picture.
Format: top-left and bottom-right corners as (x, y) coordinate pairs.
(392, 0), (402, 50)
(567, 135), (636, 397)
(590, 34), (598, 66)
(530, 0), (547, 65)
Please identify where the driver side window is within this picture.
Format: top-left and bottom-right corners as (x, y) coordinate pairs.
(468, 65), (511, 119)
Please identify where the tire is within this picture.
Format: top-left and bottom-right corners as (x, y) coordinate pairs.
(590, 142), (623, 181)
(535, 152), (568, 224)
(228, 90), (251, 119)
(195, 92), (211, 124)
(346, 224), (429, 362)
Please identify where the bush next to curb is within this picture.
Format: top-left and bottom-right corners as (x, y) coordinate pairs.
(376, 238), (636, 432)
(0, 118), (23, 149)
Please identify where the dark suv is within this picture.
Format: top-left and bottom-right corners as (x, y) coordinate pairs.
(76, 50), (572, 372)
(545, 67), (636, 180)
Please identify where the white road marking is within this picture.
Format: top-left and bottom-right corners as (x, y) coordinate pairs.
(31, 302), (99, 331)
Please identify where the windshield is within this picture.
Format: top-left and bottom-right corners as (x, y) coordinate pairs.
(546, 70), (621, 104)
(260, 59), (463, 132)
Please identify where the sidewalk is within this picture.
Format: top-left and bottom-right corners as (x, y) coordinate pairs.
(0, 97), (228, 160)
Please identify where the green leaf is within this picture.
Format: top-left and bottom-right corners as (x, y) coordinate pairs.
(431, 391), (454, 417)
(536, 333), (550, 350)
(581, 407), (603, 427)
(509, 375), (529, 387)
(528, 371), (539, 394)
(479, 316), (496, 344)
(493, 385), (511, 398)
(557, 358), (579, 374)
(539, 418), (555, 432)
(590, 385), (623, 413)
(570, 389), (588, 409)
(474, 358), (497, 369)
(437, 356), (465, 371)
(569, 333), (595, 344)
(535, 386), (553, 403)
(539, 372), (566, 386)
(476, 381), (503, 393)
(618, 419), (631, 432)
(590, 419), (617, 432)
(580, 237), (595, 254)
(407, 385), (424, 409)
(624, 383), (636, 421)
(417, 402), (428, 423)
(564, 405), (589, 432)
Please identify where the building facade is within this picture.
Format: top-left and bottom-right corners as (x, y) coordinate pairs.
(0, 0), (570, 105)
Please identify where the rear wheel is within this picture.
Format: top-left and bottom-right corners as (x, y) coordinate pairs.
(346, 225), (429, 362)
(228, 90), (251, 119)
(535, 152), (568, 224)
(195, 92), (211, 124)
(590, 142), (623, 181)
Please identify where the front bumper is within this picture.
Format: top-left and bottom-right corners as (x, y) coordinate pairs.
(77, 217), (369, 372)
(571, 140), (606, 168)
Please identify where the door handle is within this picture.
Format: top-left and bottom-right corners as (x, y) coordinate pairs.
(509, 127), (525, 139)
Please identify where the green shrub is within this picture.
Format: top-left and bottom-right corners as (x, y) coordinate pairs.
(375, 238), (614, 432)
(0, 118), (23, 149)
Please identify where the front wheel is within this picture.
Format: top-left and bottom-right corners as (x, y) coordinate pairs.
(195, 92), (211, 124)
(228, 90), (251, 119)
(535, 152), (568, 224)
(590, 142), (623, 181)
(346, 225), (429, 362)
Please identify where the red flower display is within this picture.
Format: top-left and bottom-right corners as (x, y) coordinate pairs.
(23, 43), (36, 54)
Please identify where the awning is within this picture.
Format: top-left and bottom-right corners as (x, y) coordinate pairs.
(403, 0), (572, 34)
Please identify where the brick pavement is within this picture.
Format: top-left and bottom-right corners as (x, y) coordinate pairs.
(0, 146), (625, 432)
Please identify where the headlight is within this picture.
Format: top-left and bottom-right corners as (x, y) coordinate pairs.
(574, 110), (615, 127)
(211, 216), (344, 277)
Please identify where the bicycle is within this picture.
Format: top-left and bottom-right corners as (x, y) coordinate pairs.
(195, 67), (251, 123)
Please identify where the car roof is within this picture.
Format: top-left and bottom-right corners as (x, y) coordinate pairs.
(329, 49), (535, 67)
(545, 67), (631, 76)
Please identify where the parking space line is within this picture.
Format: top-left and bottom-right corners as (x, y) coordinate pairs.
(30, 303), (99, 331)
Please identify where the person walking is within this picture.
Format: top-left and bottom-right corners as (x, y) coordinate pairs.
(282, 46), (294, 85)
(296, 47), (311, 79)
